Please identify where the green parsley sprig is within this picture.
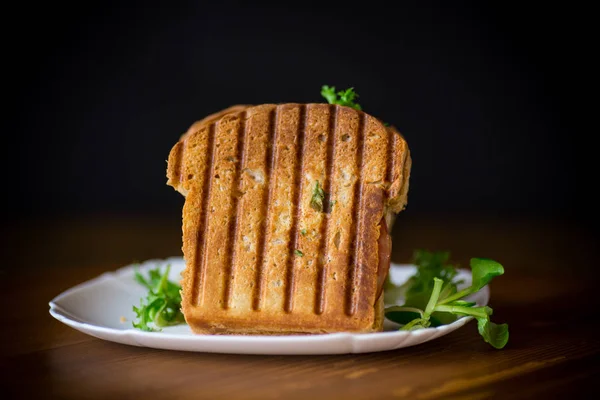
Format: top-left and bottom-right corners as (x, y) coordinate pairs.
(132, 265), (185, 332)
(321, 85), (362, 110)
(385, 251), (509, 349)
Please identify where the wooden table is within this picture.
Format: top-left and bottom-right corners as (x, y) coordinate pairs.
(2, 214), (599, 399)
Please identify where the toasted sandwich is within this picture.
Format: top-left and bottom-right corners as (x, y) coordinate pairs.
(166, 103), (411, 334)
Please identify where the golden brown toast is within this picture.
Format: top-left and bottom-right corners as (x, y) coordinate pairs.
(167, 104), (411, 334)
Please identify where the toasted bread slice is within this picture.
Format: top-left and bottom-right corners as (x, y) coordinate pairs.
(167, 104), (411, 334)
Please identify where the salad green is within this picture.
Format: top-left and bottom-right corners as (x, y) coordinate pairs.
(132, 265), (185, 332)
(385, 250), (509, 349)
(321, 85), (362, 110)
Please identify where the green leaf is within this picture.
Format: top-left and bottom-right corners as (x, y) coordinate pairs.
(157, 265), (170, 292)
(470, 258), (504, 292)
(321, 85), (338, 104)
(294, 249), (304, 257)
(438, 257), (504, 305)
(132, 264), (185, 331)
(300, 229), (307, 236)
(148, 268), (161, 285)
(384, 250), (509, 349)
(320, 85), (362, 110)
(477, 318), (509, 349)
(134, 267), (151, 290)
(132, 302), (153, 332)
(310, 181), (325, 212)
(154, 303), (186, 326)
(336, 88), (362, 110)
(438, 281), (457, 302)
(402, 250), (460, 310)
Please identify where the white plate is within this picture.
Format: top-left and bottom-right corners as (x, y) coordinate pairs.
(49, 257), (489, 355)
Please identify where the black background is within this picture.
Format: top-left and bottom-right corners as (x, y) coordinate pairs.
(6, 2), (588, 227)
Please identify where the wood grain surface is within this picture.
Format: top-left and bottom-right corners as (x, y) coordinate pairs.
(1, 214), (598, 399)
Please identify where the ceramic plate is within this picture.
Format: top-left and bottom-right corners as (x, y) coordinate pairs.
(49, 257), (488, 355)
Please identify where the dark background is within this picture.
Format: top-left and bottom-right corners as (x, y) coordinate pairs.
(4, 2), (590, 235)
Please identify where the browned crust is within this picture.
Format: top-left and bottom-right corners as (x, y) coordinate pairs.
(386, 125), (411, 215)
(167, 104), (410, 334)
(182, 105), (249, 139)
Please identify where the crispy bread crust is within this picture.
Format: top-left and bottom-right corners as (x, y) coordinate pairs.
(182, 105), (249, 139)
(167, 104), (410, 334)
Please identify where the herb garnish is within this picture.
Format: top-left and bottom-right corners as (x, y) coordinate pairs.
(310, 181), (325, 212)
(384, 250), (460, 316)
(321, 85), (362, 110)
(385, 250), (509, 349)
(132, 265), (185, 332)
(294, 250), (304, 257)
(320, 85), (390, 126)
(300, 229), (307, 236)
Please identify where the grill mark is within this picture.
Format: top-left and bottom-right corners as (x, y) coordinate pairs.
(398, 149), (410, 196)
(314, 105), (338, 315)
(191, 122), (217, 306)
(252, 107), (279, 311)
(345, 112), (366, 316)
(223, 112), (248, 309)
(284, 105), (308, 313)
(386, 130), (397, 186)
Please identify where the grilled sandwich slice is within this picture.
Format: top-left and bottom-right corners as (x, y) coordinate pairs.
(167, 104), (411, 334)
